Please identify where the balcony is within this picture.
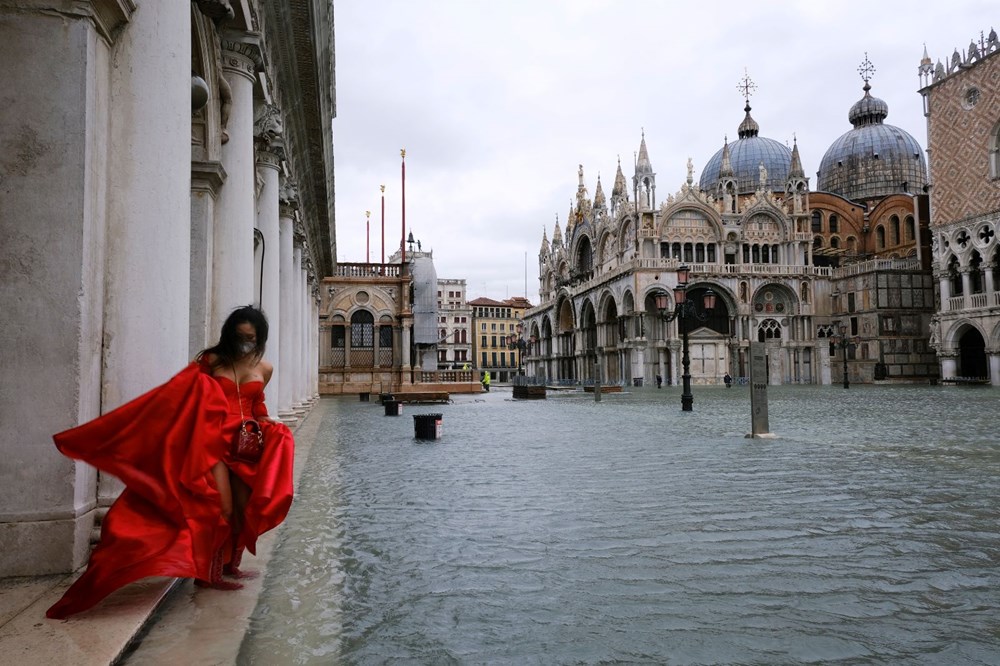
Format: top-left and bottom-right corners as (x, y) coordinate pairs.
(945, 291), (1000, 311)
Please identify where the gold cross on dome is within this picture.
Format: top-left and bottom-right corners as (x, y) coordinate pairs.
(737, 68), (756, 103)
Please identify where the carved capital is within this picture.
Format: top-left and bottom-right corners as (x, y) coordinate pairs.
(220, 32), (262, 81)
(191, 160), (227, 195)
(279, 177), (299, 217)
(255, 148), (283, 170)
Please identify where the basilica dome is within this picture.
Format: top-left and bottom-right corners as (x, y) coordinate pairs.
(699, 104), (792, 194)
(817, 82), (927, 201)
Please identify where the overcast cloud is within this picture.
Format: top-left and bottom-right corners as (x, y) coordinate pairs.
(331, 0), (994, 303)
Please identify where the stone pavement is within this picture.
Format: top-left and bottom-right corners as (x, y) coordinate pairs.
(0, 403), (321, 666)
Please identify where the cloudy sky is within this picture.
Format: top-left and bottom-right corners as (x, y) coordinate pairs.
(331, 0), (993, 303)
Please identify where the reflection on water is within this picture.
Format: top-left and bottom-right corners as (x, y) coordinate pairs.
(241, 385), (1000, 665)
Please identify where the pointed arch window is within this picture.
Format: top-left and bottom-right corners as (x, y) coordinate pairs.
(890, 215), (900, 245)
(829, 214), (839, 234)
(875, 226), (886, 250)
(757, 319), (781, 342)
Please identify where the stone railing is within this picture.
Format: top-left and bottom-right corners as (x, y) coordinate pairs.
(419, 370), (475, 383)
(833, 256), (922, 278)
(945, 291), (1000, 311)
(333, 262), (403, 278)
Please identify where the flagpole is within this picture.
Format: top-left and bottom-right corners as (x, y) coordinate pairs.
(380, 184), (385, 265)
(401, 148), (407, 264)
(365, 210), (370, 263)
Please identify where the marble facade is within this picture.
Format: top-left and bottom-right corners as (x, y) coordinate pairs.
(0, 1), (335, 577)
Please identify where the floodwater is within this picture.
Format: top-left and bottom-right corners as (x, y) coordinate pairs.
(240, 385), (1000, 665)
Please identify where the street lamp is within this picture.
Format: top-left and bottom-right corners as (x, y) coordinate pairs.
(655, 265), (716, 412)
(506, 324), (527, 375)
(831, 324), (858, 389)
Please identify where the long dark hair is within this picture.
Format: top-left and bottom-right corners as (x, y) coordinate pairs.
(198, 305), (269, 372)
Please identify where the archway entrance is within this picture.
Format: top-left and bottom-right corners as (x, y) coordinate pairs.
(958, 327), (988, 378)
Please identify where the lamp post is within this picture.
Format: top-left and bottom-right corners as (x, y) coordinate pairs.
(832, 324), (857, 389)
(506, 324), (527, 375)
(655, 265), (716, 411)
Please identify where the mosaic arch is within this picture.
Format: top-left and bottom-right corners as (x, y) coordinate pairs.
(751, 283), (798, 317)
(659, 207), (723, 241)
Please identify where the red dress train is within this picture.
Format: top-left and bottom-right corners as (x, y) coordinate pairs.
(46, 362), (295, 619)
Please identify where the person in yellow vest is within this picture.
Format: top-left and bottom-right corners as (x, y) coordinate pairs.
(482, 370), (490, 392)
(462, 362), (470, 371)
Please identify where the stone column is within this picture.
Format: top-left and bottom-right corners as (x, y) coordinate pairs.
(100, 3), (192, 507)
(291, 241), (304, 407)
(939, 351), (958, 379)
(277, 185), (297, 416)
(190, 162), (226, 356)
(212, 33), (261, 334)
(939, 274), (951, 304)
(254, 119), (282, 413)
(987, 350), (1000, 387)
(818, 343), (832, 385)
(984, 263), (996, 295)
(960, 268), (972, 301)
(299, 266), (310, 402)
(0, 3), (133, 576)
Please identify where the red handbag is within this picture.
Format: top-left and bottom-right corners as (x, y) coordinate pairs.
(232, 373), (264, 463)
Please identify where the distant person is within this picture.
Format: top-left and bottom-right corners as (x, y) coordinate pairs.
(482, 370), (491, 392)
(655, 374), (663, 389)
(723, 372), (733, 388)
(462, 362), (470, 371)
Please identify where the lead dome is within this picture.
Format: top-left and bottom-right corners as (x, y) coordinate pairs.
(699, 102), (792, 194)
(817, 79), (927, 201)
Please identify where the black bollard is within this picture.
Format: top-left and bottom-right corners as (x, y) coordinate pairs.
(384, 400), (402, 416)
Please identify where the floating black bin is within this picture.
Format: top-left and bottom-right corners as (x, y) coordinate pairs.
(384, 400), (402, 416)
(359, 392), (370, 402)
(413, 413), (442, 440)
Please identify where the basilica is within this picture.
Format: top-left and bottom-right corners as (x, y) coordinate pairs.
(524, 64), (938, 387)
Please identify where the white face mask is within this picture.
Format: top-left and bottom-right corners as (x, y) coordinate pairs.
(238, 340), (255, 356)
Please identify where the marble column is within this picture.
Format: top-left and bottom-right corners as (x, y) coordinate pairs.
(984, 263), (996, 295)
(960, 268), (972, 302)
(987, 351), (1000, 387)
(190, 162), (226, 356)
(0, 3), (133, 576)
(212, 33), (261, 334)
(940, 352), (958, 379)
(255, 135), (282, 414)
(100, 3), (192, 506)
(939, 275), (951, 305)
(291, 243), (304, 408)
(277, 189), (297, 416)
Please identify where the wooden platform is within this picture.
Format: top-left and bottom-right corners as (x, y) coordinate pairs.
(940, 377), (990, 386)
(393, 391), (451, 403)
(512, 385), (547, 400)
(583, 385), (623, 393)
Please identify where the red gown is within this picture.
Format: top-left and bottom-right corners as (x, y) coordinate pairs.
(46, 362), (295, 619)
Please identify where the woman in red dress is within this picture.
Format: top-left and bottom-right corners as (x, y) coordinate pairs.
(46, 306), (295, 619)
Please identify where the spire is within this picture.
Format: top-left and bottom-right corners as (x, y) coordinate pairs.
(920, 43), (932, 66)
(849, 52), (888, 127)
(636, 129), (653, 174)
(611, 156), (628, 201)
(552, 214), (562, 245)
(719, 135), (733, 178)
(593, 174), (606, 209)
(789, 135), (804, 179)
(736, 69), (759, 139)
(566, 200), (576, 235)
(540, 227), (549, 254)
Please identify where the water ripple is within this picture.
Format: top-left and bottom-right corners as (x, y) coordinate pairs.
(242, 386), (1000, 665)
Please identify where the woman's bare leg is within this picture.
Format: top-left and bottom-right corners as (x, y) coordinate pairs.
(196, 462), (243, 590)
(224, 473), (258, 579)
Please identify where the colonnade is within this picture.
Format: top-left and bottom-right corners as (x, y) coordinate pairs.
(0, 2), (329, 578)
